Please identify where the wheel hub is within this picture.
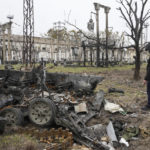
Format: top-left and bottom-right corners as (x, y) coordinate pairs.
(30, 101), (52, 125)
(5, 111), (17, 125)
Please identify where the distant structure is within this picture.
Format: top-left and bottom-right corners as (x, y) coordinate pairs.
(0, 15), (13, 64)
(23, 0), (34, 65)
(0, 33), (148, 65)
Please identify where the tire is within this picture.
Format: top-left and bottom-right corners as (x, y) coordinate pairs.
(0, 107), (23, 126)
(29, 98), (55, 127)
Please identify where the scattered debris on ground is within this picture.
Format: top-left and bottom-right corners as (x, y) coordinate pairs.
(0, 65), (150, 150)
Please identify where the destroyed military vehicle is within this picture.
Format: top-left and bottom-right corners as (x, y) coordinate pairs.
(0, 64), (111, 150)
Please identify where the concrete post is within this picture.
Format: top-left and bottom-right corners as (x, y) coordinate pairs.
(94, 3), (100, 67)
(7, 22), (12, 62)
(2, 27), (6, 64)
(105, 7), (110, 67)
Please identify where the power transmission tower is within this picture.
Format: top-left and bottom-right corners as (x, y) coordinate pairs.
(23, 0), (34, 66)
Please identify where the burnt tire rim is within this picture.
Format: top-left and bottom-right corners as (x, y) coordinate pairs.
(4, 111), (17, 125)
(29, 101), (52, 125)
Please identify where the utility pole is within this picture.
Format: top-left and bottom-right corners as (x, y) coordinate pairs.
(0, 28), (2, 64)
(93, 3), (111, 67)
(7, 23), (12, 61)
(0, 17), (13, 64)
(87, 13), (95, 66)
(81, 41), (86, 67)
(7, 15), (13, 62)
(23, 0), (34, 66)
(2, 27), (6, 64)
(144, 23), (149, 43)
(105, 7), (110, 67)
(94, 3), (100, 67)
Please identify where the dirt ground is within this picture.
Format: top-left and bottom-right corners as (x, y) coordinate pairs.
(91, 66), (150, 150)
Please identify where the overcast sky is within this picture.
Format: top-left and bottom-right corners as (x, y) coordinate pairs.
(0, 0), (150, 40)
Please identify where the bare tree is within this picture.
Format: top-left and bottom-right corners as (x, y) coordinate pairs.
(117, 0), (150, 80)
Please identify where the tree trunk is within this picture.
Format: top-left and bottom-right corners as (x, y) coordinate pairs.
(134, 47), (141, 80)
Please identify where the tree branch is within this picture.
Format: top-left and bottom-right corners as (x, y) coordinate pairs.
(112, 45), (135, 50)
(140, 42), (149, 52)
(65, 20), (96, 42)
(138, 0), (149, 40)
(117, 0), (136, 41)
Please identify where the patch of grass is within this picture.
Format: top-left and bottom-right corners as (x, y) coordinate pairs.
(0, 65), (4, 70)
(13, 64), (23, 70)
(46, 64), (138, 74)
(0, 63), (147, 75)
(0, 134), (43, 150)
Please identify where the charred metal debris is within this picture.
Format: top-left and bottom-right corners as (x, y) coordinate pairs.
(0, 65), (114, 150)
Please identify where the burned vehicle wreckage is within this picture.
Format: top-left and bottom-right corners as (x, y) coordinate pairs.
(0, 64), (112, 150)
